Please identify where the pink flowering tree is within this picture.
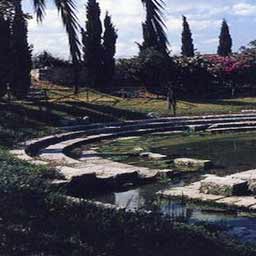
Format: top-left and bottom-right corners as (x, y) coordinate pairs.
(206, 55), (251, 97)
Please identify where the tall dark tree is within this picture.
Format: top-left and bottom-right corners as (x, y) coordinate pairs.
(102, 12), (118, 85)
(82, 0), (103, 88)
(10, 2), (32, 98)
(3, 0), (81, 94)
(218, 19), (232, 56)
(140, 0), (169, 54)
(181, 16), (194, 57)
(0, 15), (11, 98)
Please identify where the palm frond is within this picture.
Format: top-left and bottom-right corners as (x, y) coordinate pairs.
(142, 0), (169, 52)
(32, 0), (46, 22)
(54, 0), (81, 63)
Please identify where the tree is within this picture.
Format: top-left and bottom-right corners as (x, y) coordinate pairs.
(0, 15), (11, 98)
(102, 12), (118, 86)
(4, 0), (81, 94)
(82, 0), (103, 88)
(33, 51), (71, 68)
(217, 19), (232, 56)
(10, 3), (32, 99)
(140, 0), (169, 54)
(181, 16), (194, 57)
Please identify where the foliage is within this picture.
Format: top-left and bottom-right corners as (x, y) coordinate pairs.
(207, 55), (250, 78)
(140, 0), (169, 54)
(82, 0), (103, 88)
(181, 16), (194, 57)
(33, 51), (71, 68)
(174, 55), (213, 96)
(10, 3), (32, 99)
(0, 15), (11, 98)
(206, 54), (253, 96)
(0, 148), (57, 195)
(82, 1), (117, 89)
(5, 0), (80, 63)
(115, 58), (143, 84)
(102, 12), (118, 85)
(138, 48), (172, 88)
(218, 19), (232, 56)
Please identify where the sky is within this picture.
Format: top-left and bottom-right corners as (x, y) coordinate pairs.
(22, 0), (256, 59)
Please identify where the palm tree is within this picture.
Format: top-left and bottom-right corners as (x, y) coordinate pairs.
(141, 0), (168, 53)
(2, 0), (81, 64)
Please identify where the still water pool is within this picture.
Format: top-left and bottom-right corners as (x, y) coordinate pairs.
(88, 132), (256, 243)
(97, 131), (256, 175)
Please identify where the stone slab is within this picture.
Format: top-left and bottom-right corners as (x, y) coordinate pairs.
(140, 152), (167, 159)
(159, 185), (225, 202)
(200, 176), (248, 196)
(174, 158), (212, 171)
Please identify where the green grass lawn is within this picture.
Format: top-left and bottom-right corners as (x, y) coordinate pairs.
(35, 81), (256, 117)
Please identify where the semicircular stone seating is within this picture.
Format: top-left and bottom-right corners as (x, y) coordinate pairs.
(10, 112), (256, 200)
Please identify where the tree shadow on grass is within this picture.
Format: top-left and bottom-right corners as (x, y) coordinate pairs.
(184, 98), (256, 108)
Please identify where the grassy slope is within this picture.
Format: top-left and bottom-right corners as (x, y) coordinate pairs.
(1, 81), (256, 255)
(35, 81), (256, 118)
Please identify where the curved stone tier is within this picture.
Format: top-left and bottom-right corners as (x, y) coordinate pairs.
(10, 112), (256, 199)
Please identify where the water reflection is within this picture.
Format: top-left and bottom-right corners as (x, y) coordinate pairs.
(90, 133), (256, 243)
(93, 182), (256, 243)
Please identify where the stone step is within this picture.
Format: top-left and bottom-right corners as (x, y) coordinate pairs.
(207, 126), (256, 133)
(62, 115), (256, 132)
(28, 114), (256, 157)
(208, 121), (256, 129)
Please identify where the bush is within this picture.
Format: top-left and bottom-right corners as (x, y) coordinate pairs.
(174, 55), (213, 97)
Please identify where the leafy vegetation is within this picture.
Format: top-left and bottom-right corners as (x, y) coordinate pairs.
(218, 19), (232, 56)
(10, 3), (32, 99)
(0, 15), (10, 97)
(181, 16), (195, 57)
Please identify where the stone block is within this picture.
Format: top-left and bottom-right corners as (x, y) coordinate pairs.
(114, 171), (139, 186)
(200, 176), (248, 196)
(249, 181), (256, 195)
(140, 152), (167, 159)
(174, 158), (212, 171)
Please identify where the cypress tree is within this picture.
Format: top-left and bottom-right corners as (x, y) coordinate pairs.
(10, 2), (32, 99)
(181, 16), (194, 57)
(82, 0), (103, 88)
(217, 19), (232, 56)
(0, 15), (11, 98)
(102, 12), (117, 85)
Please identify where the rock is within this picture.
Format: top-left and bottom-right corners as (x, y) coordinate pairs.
(140, 152), (167, 159)
(249, 181), (256, 195)
(156, 169), (174, 179)
(133, 147), (144, 153)
(200, 176), (249, 196)
(67, 173), (99, 196)
(228, 170), (256, 195)
(174, 158), (212, 171)
(114, 171), (139, 186)
(147, 112), (158, 118)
